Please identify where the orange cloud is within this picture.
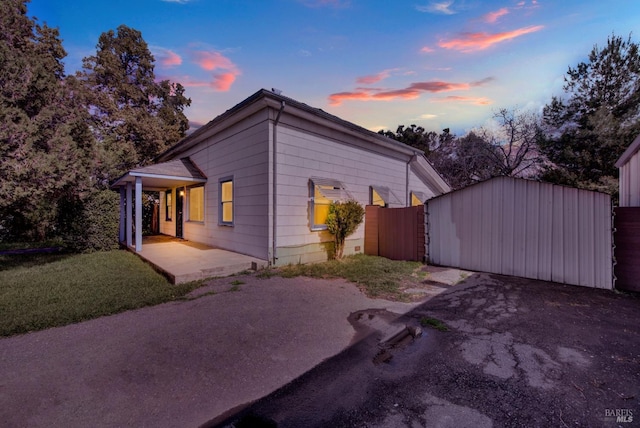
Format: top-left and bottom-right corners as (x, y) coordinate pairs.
(328, 78), (493, 105)
(211, 73), (237, 91)
(439, 25), (544, 52)
(483, 7), (509, 23)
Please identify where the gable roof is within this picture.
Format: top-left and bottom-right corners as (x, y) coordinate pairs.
(111, 157), (207, 190)
(156, 89), (451, 194)
(615, 133), (640, 168)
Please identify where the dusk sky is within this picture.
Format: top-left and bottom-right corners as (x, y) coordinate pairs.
(29, 0), (640, 135)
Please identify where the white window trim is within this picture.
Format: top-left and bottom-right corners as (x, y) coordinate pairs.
(309, 177), (351, 231)
(187, 184), (205, 223)
(219, 176), (234, 226)
(165, 189), (172, 221)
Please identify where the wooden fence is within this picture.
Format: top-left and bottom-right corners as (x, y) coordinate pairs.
(614, 207), (640, 292)
(364, 205), (425, 261)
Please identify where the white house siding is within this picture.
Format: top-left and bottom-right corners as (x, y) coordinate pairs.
(427, 177), (613, 289)
(159, 111), (271, 260)
(273, 118), (429, 265)
(408, 167), (438, 204)
(619, 149), (640, 207)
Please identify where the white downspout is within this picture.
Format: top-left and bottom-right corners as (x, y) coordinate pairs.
(406, 156), (411, 206)
(272, 101), (286, 265)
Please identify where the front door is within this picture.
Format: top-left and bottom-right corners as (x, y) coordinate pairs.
(176, 188), (184, 238)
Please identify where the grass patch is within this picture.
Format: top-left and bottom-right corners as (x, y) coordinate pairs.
(0, 250), (203, 337)
(278, 254), (422, 300)
(230, 279), (245, 286)
(420, 317), (449, 332)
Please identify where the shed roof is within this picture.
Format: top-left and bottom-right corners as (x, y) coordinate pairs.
(615, 133), (640, 168)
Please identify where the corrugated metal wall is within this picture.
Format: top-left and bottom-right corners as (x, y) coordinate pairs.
(619, 149), (640, 207)
(426, 177), (613, 289)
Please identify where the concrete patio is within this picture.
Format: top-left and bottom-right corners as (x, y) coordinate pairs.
(127, 235), (268, 284)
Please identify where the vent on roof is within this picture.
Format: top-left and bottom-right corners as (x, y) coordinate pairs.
(271, 88), (282, 95)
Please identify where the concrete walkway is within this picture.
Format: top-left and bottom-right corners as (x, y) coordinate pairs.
(129, 236), (268, 284)
(0, 275), (426, 428)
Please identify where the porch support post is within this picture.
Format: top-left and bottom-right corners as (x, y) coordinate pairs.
(126, 182), (133, 248)
(119, 187), (126, 243)
(135, 176), (143, 252)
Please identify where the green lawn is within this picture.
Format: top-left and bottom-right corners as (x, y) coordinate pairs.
(0, 250), (201, 337)
(277, 254), (425, 300)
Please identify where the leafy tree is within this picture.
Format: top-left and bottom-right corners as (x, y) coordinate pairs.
(326, 200), (365, 260)
(79, 25), (191, 186)
(0, 0), (95, 241)
(378, 125), (440, 155)
(540, 33), (640, 193)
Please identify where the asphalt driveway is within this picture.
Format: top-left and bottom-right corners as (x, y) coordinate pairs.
(212, 273), (640, 428)
(0, 274), (426, 428)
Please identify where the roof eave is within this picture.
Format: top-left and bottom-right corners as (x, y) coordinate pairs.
(615, 133), (640, 168)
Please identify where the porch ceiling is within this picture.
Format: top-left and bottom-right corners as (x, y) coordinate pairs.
(111, 158), (207, 191)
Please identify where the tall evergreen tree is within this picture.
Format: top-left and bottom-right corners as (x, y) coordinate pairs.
(0, 0), (94, 240)
(79, 25), (191, 186)
(540, 33), (640, 193)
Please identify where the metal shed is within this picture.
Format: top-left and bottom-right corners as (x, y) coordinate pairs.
(426, 177), (613, 289)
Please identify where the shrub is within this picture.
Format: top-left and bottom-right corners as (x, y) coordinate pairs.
(60, 189), (120, 252)
(326, 200), (365, 259)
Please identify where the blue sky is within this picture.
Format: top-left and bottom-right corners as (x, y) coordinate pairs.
(28, 0), (640, 135)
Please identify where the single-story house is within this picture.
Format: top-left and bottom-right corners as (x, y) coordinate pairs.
(615, 133), (640, 207)
(112, 89), (450, 266)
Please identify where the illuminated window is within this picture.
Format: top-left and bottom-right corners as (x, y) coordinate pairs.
(188, 185), (204, 222)
(165, 190), (172, 221)
(219, 177), (233, 226)
(369, 185), (401, 207)
(309, 178), (351, 230)
(370, 187), (386, 207)
(410, 191), (426, 206)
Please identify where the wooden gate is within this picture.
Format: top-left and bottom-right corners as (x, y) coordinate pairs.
(614, 207), (640, 292)
(364, 205), (425, 261)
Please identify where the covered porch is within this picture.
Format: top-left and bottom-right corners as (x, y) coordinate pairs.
(111, 158), (269, 283)
(131, 235), (268, 284)
(111, 158), (208, 252)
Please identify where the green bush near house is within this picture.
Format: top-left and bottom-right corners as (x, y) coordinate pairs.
(58, 189), (121, 252)
(0, 250), (201, 337)
(326, 200), (365, 260)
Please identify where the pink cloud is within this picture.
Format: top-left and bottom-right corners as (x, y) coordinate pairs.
(438, 25), (544, 52)
(483, 7), (509, 23)
(435, 96), (492, 105)
(211, 72), (237, 91)
(153, 48), (183, 68)
(356, 70), (392, 85)
(192, 51), (236, 71)
(420, 46), (435, 53)
(328, 78), (493, 105)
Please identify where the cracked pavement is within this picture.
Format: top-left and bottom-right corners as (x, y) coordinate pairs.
(213, 273), (640, 428)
